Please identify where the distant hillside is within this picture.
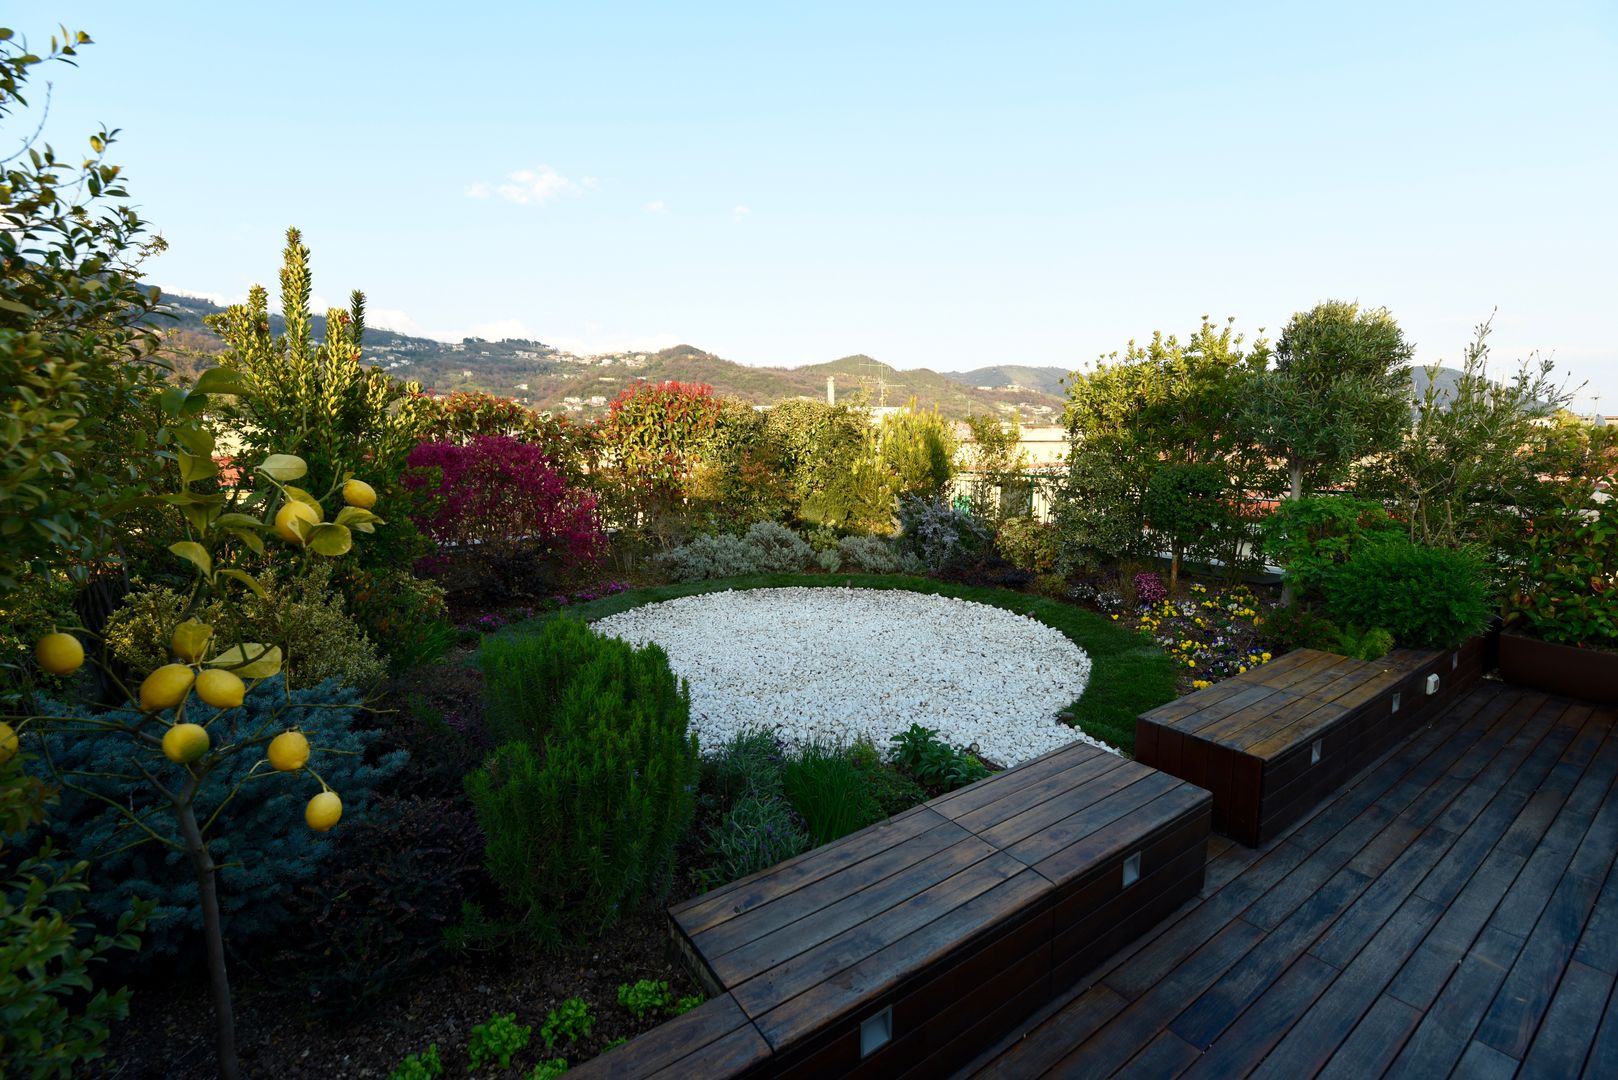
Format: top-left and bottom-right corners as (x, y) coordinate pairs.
(153, 293), (1064, 421)
(940, 365), (1070, 396)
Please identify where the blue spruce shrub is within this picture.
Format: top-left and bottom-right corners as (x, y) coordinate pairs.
(31, 677), (407, 963)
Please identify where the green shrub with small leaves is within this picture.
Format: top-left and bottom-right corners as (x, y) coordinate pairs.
(1325, 541), (1492, 649)
(387, 1043), (443, 1080)
(672, 994), (704, 1016)
(743, 521), (813, 572)
(540, 997), (594, 1049)
(468, 1012), (531, 1072)
(837, 535), (901, 574)
(527, 1059), (568, 1080)
(1336, 626), (1396, 661)
(617, 979), (675, 1020)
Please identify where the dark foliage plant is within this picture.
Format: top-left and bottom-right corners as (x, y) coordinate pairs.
(896, 495), (992, 573)
(467, 620), (698, 942)
(701, 792), (809, 888)
(1260, 495), (1406, 602)
(889, 724), (990, 792)
(1325, 542), (1492, 650)
(274, 794), (482, 1018)
(31, 678), (405, 964)
(1506, 494), (1618, 649)
(1261, 605), (1344, 654)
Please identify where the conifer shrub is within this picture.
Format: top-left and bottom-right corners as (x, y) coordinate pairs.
(31, 678), (406, 963)
(467, 620), (698, 942)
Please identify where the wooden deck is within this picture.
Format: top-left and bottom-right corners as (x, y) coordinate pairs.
(967, 682), (1618, 1078)
(1137, 638), (1486, 846)
(575, 740), (1210, 1078)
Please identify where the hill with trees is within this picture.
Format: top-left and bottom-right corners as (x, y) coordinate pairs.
(154, 293), (1064, 420)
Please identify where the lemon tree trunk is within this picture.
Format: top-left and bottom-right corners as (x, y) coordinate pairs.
(175, 797), (240, 1080)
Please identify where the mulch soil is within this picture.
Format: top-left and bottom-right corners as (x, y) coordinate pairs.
(103, 901), (702, 1079)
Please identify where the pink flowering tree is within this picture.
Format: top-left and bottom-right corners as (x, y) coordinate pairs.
(404, 436), (605, 604)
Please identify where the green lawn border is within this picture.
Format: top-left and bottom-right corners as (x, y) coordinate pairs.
(507, 574), (1174, 755)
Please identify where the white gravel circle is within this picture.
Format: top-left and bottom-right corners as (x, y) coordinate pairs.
(592, 587), (1107, 765)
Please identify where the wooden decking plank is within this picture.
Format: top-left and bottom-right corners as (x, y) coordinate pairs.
(645, 1022), (771, 1080)
(969, 985), (1129, 1080)
(1452, 1040), (1523, 1080)
(1573, 856), (1618, 975)
(1169, 866), (1370, 1050)
(1585, 984), (1618, 1080)
(1047, 918), (1269, 1076)
(572, 993), (767, 1079)
(1174, 952), (1340, 1078)
(691, 819), (973, 962)
(1383, 924), (1524, 1078)
(752, 870), (1049, 1049)
(1250, 894), (1444, 1079)
(1113, 1029), (1202, 1078)
(1139, 678), (1256, 726)
(674, 805), (950, 935)
(927, 740), (1108, 820)
(730, 849), (1027, 1024)
(1517, 959), (1615, 1080)
(1315, 993), (1424, 1080)
(1027, 785), (1209, 886)
(709, 832), (998, 985)
(1099, 840), (1311, 1000)
(942, 750), (1131, 836)
(1477, 869), (1610, 1060)
(982, 768), (1175, 855)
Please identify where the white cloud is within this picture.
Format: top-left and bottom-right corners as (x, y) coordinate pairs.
(644, 200), (668, 215)
(466, 166), (587, 206)
(733, 205), (751, 221)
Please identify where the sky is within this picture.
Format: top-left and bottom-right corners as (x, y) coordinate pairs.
(27, 1), (1618, 410)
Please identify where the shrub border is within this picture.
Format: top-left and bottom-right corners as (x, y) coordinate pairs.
(506, 574), (1175, 755)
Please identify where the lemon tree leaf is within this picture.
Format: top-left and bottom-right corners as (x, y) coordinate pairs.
(169, 541), (212, 576)
(215, 568), (267, 599)
(173, 424), (215, 458)
(227, 527), (265, 555)
(283, 486), (323, 510)
(257, 454), (307, 482)
(335, 506), (383, 532)
(308, 522), (352, 556)
(178, 450), (217, 485)
(207, 643), (283, 679)
(213, 513), (268, 530)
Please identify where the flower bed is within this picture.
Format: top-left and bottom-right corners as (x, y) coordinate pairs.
(1120, 582), (1275, 689)
(594, 586), (1099, 765)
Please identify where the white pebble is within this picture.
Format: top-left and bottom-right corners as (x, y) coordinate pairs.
(591, 587), (1107, 765)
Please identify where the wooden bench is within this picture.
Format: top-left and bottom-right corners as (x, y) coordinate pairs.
(1135, 636), (1486, 847)
(572, 740), (1211, 1078)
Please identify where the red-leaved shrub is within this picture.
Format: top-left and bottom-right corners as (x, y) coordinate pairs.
(404, 436), (604, 603)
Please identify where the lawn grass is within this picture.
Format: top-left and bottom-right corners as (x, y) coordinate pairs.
(507, 574), (1175, 754)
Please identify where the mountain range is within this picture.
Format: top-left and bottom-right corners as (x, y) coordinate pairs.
(155, 293), (1069, 422)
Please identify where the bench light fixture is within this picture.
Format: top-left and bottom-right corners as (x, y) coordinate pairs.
(860, 1005), (893, 1058)
(1392, 692), (1401, 713)
(1122, 851), (1142, 888)
(1426, 674), (1441, 695)
(1311, 739), (1323, 765)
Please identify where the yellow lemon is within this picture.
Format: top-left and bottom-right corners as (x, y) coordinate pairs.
(162, 722), (211, 764)
(342, 479), (377, 509)
(305, 791), (342, 832)
(195, 668), (246, 709)
(0, 722), (18, 765)
(171, 620), (214, 664)
(140, 664), (196, 712)
(34, 633), (85, 676)
(274, 500), (321, 544)
(267, 730), (310, 772)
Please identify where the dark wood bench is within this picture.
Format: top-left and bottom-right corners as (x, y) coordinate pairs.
(572, 740), (1210, 1078)
(1135, 636), (1486, 847)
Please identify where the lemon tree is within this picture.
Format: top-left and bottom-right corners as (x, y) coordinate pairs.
(5, 419), (389, 1080)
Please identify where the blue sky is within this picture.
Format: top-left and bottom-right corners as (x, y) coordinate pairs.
(32, 1), (1618, 407)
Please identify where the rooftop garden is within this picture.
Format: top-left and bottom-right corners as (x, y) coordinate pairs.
(2, 22), (1616, 1080)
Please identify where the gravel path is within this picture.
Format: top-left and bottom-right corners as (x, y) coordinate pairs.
(592, 587), (1107, 765)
